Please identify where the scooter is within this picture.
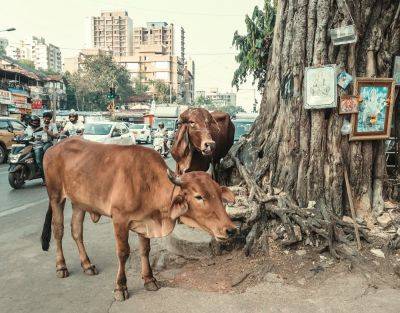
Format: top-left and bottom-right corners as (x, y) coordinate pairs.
(8, 137), (43, 189)
(153, 135), (169, 158)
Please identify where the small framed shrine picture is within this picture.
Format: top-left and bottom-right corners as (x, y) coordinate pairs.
(304, 64), (337, 109)
(349, 78), (395, 141)
(339, 95), (359, 114)
(337, 71), (353, 89)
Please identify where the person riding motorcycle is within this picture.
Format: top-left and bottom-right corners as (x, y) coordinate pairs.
(63, 109), (84, 136)
(42, 111), (58, 151)
(23, 115), (46, 184)
(154, 122), (169, 156)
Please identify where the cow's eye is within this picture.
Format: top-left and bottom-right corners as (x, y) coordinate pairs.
(194, 195), (203, 201)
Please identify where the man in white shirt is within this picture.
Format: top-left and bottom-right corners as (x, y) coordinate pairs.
(63, 109), (84, 136)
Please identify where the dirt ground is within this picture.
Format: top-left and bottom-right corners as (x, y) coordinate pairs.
(150, 240), (400, 296)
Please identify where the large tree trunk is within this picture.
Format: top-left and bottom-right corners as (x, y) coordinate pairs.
(235, 0), (400, 223)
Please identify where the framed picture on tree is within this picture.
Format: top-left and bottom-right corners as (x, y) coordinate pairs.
(349, 78), (395, 141)
(393, 56), (400, 85)
(339, 95), (359, 114)
(304, 64), (337, 109)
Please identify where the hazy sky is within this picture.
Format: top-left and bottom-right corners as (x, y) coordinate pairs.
(1, 0), (264, 111)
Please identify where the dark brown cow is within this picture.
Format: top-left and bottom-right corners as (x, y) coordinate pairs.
(40, 137), (236, 301)
(171, 108), (235, 175)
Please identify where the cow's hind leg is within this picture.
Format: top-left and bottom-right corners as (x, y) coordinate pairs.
(138, 234), (159, 291)
(112, 219), (130, 301)
(51, 198), (69, 278)
(71, 205), (98, 276)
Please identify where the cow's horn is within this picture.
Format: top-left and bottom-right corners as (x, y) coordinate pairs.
(167, 169), (183, 186)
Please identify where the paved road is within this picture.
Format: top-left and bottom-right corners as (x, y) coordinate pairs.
(1, 145), (400, 313)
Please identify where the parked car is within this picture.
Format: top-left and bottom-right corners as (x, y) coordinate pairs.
(232, 113), (258, 141)
(0, 117), (26, 163)
(128, 123), (152, 144)
(83, 122), (135, 145)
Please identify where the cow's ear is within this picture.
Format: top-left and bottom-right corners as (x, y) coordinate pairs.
(210, 116), (220, 133)
(170, 194), (188, 219)
(171, 124), (192, 173)
(221, 186), (235, 204)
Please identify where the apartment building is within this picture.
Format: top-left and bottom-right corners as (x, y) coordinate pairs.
(117, 44), (185, 100)
(6, 36), (62, 73)
(133, 22), (185, 61)
(85, 11), (133, 56)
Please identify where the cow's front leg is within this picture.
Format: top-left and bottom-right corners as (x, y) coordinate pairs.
(138, 234), (159, 291)
(112, 219), (130, 301)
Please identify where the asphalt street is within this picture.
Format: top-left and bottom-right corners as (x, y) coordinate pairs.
(1, 146), (400, 313)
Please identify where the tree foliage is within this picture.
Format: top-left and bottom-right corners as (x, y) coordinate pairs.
(232, 0), (276, 91)
(18, 59), (35, 69)
(64, 54), (133, 111)
(194, 95), (245, 116)
(133, 78), (149, 96)
(151, 79), (176, 103)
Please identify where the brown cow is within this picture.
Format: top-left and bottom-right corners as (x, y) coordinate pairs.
(40, 137), (236, 301)
(171, 108), (235, 175)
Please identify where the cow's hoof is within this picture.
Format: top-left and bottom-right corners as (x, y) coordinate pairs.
(83, 264), (98, 276)
(114, 288), (129, 301)
(56, 267), (69, 278)
(144, 280), (160, 291)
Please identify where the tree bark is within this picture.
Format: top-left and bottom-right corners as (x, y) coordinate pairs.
(234, 0), (400, 220)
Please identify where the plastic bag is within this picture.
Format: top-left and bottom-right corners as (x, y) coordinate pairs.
(341, 118), (352, 135)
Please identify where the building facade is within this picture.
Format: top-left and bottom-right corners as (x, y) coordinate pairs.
(196, 89), (237, 106)
(85, 11), (133, 56)
(6, 36), (62, 73)
(133, 22), (185, 61)
(63, 48), (110, 73)
(116, 45), (185, 100)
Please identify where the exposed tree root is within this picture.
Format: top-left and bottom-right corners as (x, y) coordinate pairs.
(225, 148), (371, 259)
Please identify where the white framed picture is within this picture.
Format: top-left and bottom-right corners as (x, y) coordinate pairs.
(304, 64), (337, 109)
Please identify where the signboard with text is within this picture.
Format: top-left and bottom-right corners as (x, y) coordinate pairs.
(0, 89), (12, 105)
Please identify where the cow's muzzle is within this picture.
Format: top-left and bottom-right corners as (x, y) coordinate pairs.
(201, 141), (215, 155)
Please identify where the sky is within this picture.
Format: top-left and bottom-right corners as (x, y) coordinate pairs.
(0, 0), (264, 111)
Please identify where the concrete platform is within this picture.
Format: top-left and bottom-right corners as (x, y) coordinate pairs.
(165, 223), (213, 259)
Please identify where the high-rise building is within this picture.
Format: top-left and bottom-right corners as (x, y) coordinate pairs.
(133, 22), (185, 61)
(6, 36), (62, 72)
(85, 11), (133, 56)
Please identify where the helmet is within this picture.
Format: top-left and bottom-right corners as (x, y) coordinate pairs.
(29, 115), (41, 128)
(69, 109), (78, 118)
(43, 111), (53, 119)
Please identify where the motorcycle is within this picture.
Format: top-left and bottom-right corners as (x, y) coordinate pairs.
(8, 137), (43, 189)
(153, 131), (169, 158)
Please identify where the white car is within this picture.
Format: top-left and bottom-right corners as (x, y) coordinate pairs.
(128, 123), (152, 144)
(83, 122), (136, 145)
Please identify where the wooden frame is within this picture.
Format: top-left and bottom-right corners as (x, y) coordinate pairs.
(349, 78), (395, 141)
(339, 95), (359, 115)
(304, 64), (337, 109)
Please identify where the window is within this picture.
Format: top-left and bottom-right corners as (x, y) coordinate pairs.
(10, 121), (25, 131)
(126, 62), (139, 70)
(0, 121), (8, 130)
(154, 61), (169, 69)
(155, 72), (169, 80)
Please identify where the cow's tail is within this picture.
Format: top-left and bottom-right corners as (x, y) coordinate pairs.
(41, 203), (52, 251)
